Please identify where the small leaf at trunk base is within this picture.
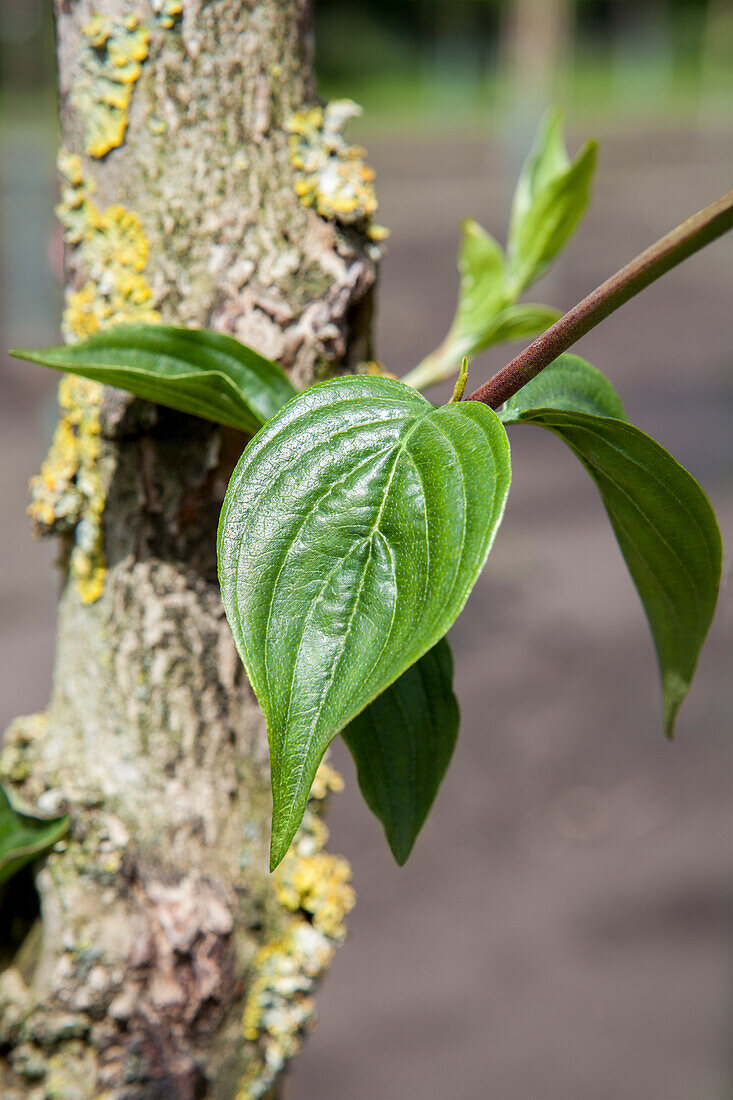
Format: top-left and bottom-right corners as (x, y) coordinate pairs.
(0, 785), (69, 889)
(218, 376), (511, 869)
(343, 637), (459, 865)
(500, 355), (722, 736)
(11, 324), (297, 434)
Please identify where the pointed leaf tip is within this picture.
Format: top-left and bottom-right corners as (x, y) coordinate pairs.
(11, 324), (297, 434)
(343, 637), (459, 865)
(501, 355), (721, 736)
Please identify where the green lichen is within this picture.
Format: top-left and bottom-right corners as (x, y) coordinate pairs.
(72, 12), (150, 159)
(287, 100), (388, 241)
(238, 761), (355, 1100)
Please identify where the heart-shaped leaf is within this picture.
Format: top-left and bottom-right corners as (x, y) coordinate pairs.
(0, 785), (69, 889)
(342, 637), (459, 865)
(218, 376), (511, 868)
(506, 109), (597, 293)
(11, 324), (296, 435)
(500, 355), (722, 736)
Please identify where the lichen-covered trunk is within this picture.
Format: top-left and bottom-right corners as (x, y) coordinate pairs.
(0, 2), (379, 1096)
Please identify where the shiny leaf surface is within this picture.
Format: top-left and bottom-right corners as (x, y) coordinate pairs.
(219, 376), (511, 868)
(343, 637), (459, 865)
(12, 324), (296, 434)
(500, 355), (722, 735)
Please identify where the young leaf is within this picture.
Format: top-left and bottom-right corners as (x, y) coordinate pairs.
(481, 302), (561, 350)
(0, 785), (69, 889)
(11, 324), (297, 435)
(506, 109), (598, 293)
(403, 220), (558, 389)
(447, 217), (506, 360)
(218, 376), (511, 869)
(342, 637), (459, 866)
(500, 355), (722, 736)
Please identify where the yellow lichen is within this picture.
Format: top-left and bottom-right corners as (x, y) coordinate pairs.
(56, 153), (158, 341)
(308, 759), (344, 801)
(72, 13), (150, 158)
(152, 0), (183, 29)
(286, 100), (388, 241)
(29, 154), (159, 603)
(28, 375), (108, 604)
(276, 850), (354, 940)
(238, 760), (354, 1099)
(356, 359), (398, 379)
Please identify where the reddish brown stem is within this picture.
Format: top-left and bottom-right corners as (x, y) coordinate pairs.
(466, 190), (733, 409)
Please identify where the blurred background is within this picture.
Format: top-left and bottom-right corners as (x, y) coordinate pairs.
(1, 2), (731, 1098)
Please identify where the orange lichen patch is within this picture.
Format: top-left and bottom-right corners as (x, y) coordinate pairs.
(287, 100), (388, 242)
(72, 13), (150, 158)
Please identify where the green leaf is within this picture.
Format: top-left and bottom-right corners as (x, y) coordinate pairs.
(500, 353), (628, 422)
(481, 302), (561, 350)
(11, 324), (297, 435)
(218, 376), (511, 868)
(405, 223), (558, 390)
(446, 217), (506, 359)
(342, 637), (459, 866)
(507, 109), (597, 293)
(500, 355), (722, 736)
(0, 785), (69, 889)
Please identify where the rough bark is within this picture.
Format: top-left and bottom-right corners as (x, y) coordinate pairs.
(0, 2), (379, 1096)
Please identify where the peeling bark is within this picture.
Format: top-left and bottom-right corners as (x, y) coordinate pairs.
(0, 2), (376, 1096)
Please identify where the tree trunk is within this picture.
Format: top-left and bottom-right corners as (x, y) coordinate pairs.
(0, 2), (379, 1096)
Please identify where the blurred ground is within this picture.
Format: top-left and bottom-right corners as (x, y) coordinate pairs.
(1, 109), (731, 1100)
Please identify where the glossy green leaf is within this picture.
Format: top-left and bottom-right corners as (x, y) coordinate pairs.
(500, 355), (722, 736)
(342, 637), (459, 865)
(11, 324), (297, 435)
(506, 109), (597, 293)
(0, 785), (69, 889)
(218, 376), (511, 868)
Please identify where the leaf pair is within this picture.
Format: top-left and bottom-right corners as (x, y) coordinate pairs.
(405, 110), (597, 388)
(14, 324), (476, 867)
